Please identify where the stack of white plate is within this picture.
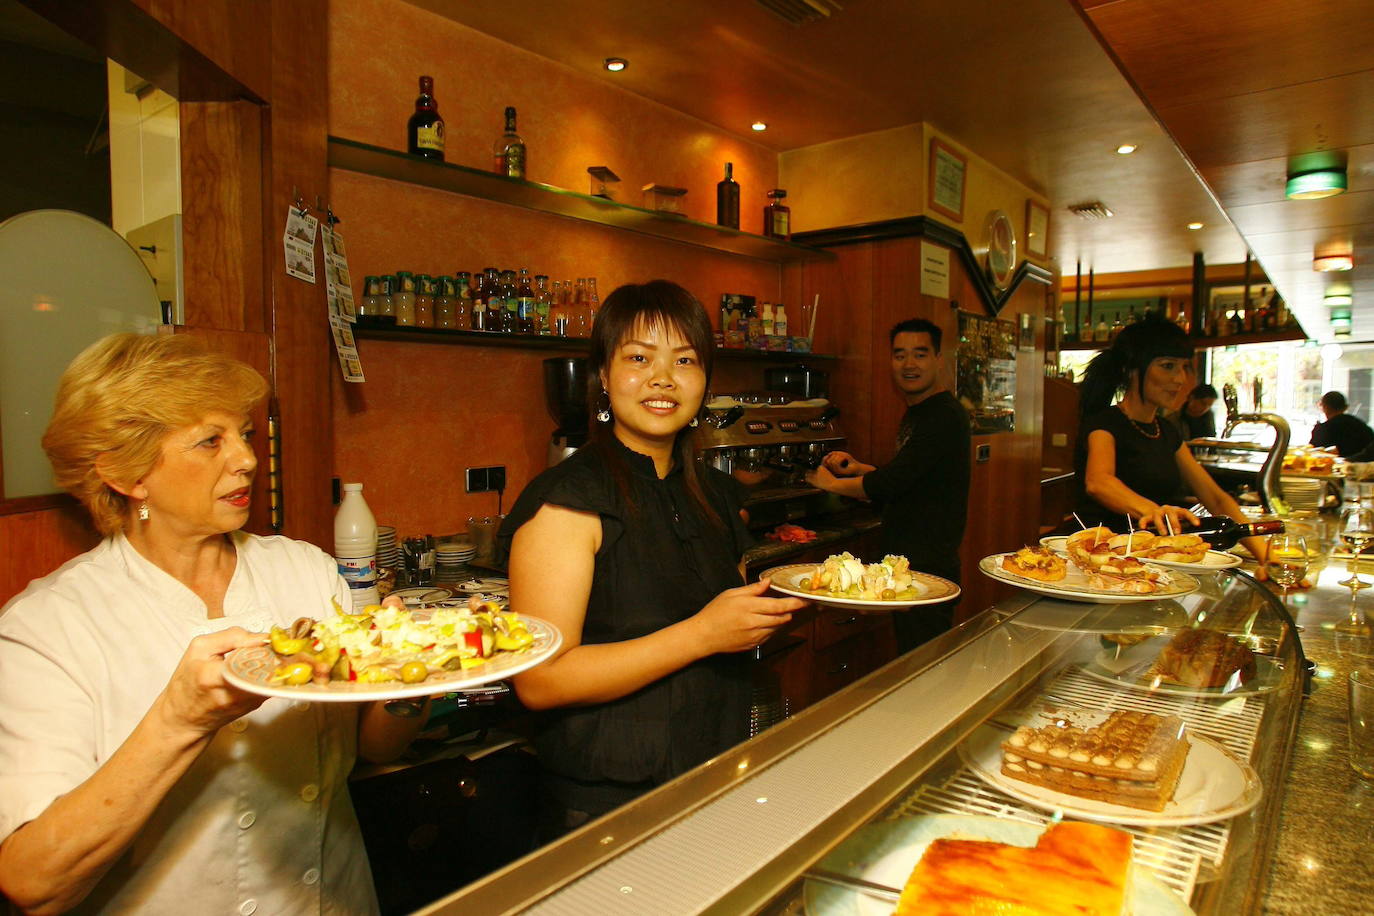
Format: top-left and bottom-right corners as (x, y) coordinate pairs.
(1281, 477), (1325, 512)
(434, 536), (478, 582)
(376, 525), (398, 569)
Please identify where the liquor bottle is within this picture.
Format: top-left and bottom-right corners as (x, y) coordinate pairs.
(1094, 315), (1109, 343)
(716, 162), (740, 229)
(586, 277), (600, 331)
(549, 280), (568, 336)
(516, 267), (535, 334)
(413, 274), (435, 328)
(407, 76), (445, 161)
(1080, 315), (1092, 343)
(1126, 304), (1137, 326)
(500, 269), (519, 333)
(1186, 517), (1284, 550)
(763, 189), (791, 240)
(572, 278), (589, 337)
(533, 274), (552, 335)
(492, 106), (526, 178)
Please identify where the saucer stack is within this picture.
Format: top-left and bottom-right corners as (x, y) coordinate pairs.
(376, 525), (399, 569)
(1280, 478), (1324, 513)
(435, 536), (477, 583)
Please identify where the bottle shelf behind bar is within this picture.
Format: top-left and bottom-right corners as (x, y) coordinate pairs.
(328, 136), (834, 265)
(353, 324), (838, 360)
(1061, 327), (1306, 352)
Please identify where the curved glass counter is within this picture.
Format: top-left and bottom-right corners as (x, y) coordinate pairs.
(418, 570), (1303, 915)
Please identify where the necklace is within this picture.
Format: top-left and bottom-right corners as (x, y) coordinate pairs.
(1118, 404), (1161, 439)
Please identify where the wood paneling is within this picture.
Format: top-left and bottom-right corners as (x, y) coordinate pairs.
(181, 101), (267, 332)
(125, 0), (273, 101)
(0, 504), (99, 606)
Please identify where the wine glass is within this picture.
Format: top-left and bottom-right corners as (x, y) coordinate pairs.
(1267, 534), (1309, 611)
(1340, 507), (1374, 590)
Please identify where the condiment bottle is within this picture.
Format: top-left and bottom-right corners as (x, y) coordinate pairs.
(433, 275), (455, 329)
(763, 189), (791, 240)
(393, 271), (417, 326)
(334, 482), (379, 608)
(761, 303), (775, 336)
(454, 272), (472, 329)
(360, 276), (381, 325)
(378, 275), (397, 326)
(414, 274), (435, 328)
(774, 304), (788, 337)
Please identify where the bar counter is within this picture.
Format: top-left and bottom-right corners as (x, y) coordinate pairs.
(1258, 551), (1374, 913)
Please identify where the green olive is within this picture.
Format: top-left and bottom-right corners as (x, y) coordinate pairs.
(273, 661), (313, 685)
(799, 577), (812, 590)
(400, 661), (429, 684)
(880, 588), (897, 600)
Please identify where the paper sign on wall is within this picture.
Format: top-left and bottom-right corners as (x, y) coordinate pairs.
(920, 241), (950, 299)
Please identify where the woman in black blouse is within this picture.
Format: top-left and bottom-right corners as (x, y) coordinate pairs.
(1075, 317), (1269, 566)
(499, 281), (803, 835)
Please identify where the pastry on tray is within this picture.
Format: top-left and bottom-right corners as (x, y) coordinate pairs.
(1001, 710), (1190, 812)
(893, 820), (1132, 916)
(1146, 628), (1256, 688)
(1002, 545), (1068, 582)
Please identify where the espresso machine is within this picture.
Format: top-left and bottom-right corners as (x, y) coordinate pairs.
(695, 393), (847, 528)
(543, 357), (589, 465)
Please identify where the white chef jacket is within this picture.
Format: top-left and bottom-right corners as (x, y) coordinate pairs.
(0, 531), (379, 915)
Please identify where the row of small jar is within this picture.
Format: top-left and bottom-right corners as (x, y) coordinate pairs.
(358, 271), (599, 336)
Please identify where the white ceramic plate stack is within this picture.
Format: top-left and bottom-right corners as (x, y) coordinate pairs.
(435, 537), (477, 582)
(1281, 477), (1324, 512)
(376, 525), (398, 569)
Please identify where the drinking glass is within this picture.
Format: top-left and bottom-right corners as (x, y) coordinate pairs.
(1339, 506), (1374, 590)
(1266, 534), (1308, 611)
(1350, 669), (1374, 779)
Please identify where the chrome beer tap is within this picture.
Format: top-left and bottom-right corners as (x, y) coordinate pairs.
(1221, 382), (1290, 514)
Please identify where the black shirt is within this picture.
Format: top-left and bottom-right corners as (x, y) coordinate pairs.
(862, 390), (971, 582)
(1074, 406), (1187, 528)
(498, 437), (753, 803)
(1311, 412), (1374, 457)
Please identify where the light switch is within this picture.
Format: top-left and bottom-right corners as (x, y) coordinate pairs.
(1052, 433), (1068, 447)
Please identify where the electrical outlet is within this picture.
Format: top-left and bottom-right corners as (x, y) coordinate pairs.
(465, 466), (507, 493)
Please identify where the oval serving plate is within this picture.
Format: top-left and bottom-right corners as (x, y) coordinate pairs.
(762, 563), (960, 609)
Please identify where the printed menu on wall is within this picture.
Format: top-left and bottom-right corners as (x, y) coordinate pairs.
(956, 310), (1016, 434)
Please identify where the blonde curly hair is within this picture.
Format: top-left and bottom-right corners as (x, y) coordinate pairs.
(42, 333), (269, 536)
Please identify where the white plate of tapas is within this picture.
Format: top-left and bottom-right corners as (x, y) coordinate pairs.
(762, 554), (960, 609)
(1039, 535), (1242, 570)
(980, 553), (1199, 604)
(802, 814), (1193, 916)
(1081, 630), (1288, 698)
(959, 706), (1262, 827)
(225, 608), (560, 702)
(450, 576), (510, 597)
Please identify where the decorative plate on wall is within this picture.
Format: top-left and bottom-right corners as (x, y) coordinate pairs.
(984, 209), (1017, 291)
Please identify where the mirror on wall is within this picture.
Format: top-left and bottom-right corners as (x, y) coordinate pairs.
(0, 0), (177, 502)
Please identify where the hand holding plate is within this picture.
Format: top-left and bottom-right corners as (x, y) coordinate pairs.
(689, 579), (803, 655)
(155, 627), (270, 741)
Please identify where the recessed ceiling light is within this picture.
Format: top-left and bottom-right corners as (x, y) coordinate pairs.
(603, 57), (628, 72)
(1314, 254), (1354, 272)
(1325, 294), (1354, 307)
(1116, 144), (1138, 155)
(1187, 222), (1204, 231)
(1286, 167), (1346, 200)
(751, 121), (768, 132)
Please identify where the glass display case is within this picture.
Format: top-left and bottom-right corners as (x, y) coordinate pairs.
(418, 570), (1303, 915)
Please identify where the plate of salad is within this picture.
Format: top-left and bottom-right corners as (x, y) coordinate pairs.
(761, 552), (960, 609)
(224, 600), (561, 701)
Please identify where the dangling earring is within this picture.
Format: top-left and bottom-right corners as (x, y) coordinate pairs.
(597, 408), (611, 423)
(138, 500), (150, 521)
(595, 390), (612, 424)
(688, 416), (699, 428)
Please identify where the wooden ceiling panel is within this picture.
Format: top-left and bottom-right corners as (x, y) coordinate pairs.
(1157, 70), (1374, 169)
(1199, 146), (1374, 208)
(1081, 0), (1374, 109)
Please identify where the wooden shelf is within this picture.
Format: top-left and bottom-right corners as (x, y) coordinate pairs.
(353, 325), (837, 360)
(328, 136), (834, 264)
(1062, 328), (1306, 352)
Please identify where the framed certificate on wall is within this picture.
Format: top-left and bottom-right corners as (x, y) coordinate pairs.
(1026, 199), (1050, 258)
(929, 139), (967, 223)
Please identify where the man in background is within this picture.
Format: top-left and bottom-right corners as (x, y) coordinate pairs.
(805, 318), (971, 653)
(1311, 391), (1374, 457)
(1166, 383), (1219, 441)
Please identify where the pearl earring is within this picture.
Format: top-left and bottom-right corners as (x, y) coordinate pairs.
(138, 501), (150, 521)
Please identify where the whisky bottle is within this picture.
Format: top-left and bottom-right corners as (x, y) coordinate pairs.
(407, 76), (444, 161)
(492, 107), (526, 179)
(716, 163), (740, 229)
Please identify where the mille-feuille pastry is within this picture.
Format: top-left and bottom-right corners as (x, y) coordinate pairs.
(1001, 710), (1190, 812)
(893, 820), (1132, 916)
(1146, 628), (1256, 688)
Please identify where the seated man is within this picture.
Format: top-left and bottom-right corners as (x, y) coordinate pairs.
(1311, 391), (1374, 457)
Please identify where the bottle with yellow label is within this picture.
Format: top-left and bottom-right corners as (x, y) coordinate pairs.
(408, 75), (444, 161)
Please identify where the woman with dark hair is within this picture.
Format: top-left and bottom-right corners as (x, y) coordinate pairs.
(498, 280), (803, 835)
(1073, 317), (1269, 565)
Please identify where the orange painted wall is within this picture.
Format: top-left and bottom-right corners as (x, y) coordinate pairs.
(327, 0), (793, 537)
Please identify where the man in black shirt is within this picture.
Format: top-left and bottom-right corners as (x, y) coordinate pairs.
(1311, 391), (1374, 457)
(806, 318), (971, 653)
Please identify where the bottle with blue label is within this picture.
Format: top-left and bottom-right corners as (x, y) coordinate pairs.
(335, 482), (379, 608)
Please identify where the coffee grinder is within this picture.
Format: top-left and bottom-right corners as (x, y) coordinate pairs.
(543, 357), (589, 465)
